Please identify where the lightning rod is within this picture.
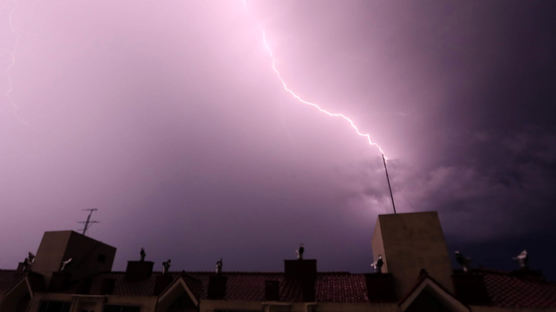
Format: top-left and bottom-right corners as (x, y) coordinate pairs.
(382, 154), (397, 214)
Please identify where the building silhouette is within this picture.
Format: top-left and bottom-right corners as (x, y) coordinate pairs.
(1, 211), (555, 312)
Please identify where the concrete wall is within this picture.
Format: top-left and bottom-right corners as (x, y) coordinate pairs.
(21, 294), (556, 312)
(63, 231), (116, 281)
(371, 212), (454, 298)
(200, 300), (400, 312)
(32, 231), (73, 283)
(200, 300), (262, 312)
(27, 293), (157, 312)
(316, 302), (399, 312)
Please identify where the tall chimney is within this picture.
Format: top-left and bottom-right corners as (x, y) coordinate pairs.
(32, 231), (116, 286)
(371, 212), (453, 297)
(284, 259), (317, 301)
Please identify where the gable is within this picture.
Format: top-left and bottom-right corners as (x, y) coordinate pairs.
(157, 278), (199, 312)
(406, 287), (455, 312)
(400, 277), (469, 312)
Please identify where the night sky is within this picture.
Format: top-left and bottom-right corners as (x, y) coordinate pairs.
(1, 1), (555, 280)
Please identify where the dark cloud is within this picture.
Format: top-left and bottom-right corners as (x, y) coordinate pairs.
(1, 0), (555, 280)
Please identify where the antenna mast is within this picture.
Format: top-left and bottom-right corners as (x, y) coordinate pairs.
(382, 154), (397, 214)
(78, 208), (99, 235)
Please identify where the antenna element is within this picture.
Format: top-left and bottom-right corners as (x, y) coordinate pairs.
(78, 208), (99, 235)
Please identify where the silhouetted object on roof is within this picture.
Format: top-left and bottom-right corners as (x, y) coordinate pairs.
(4, 212), (556, 311)
(140, 248), (146, 262)
(60, 258), (72, 271)
(297, 243), (304, 260)
(216, 258), (223, 274)
(455, 250), (471, 272)
(371, 255), (383, 273)
(162, 259), (171, 275)
(20, 251), (36, 272)
(21, 251), (36, 272)
(27, 252), (35, 264)
(21, 257), (30, 272)
(513, 250), (528, 269)
(78, 208), (99, 235)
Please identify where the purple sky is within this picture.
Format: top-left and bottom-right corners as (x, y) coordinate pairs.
(1, 1), (555, 279)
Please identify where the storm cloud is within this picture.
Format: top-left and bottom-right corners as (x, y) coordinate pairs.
(1, 1), (555, 279)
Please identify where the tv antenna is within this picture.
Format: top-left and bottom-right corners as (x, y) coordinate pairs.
(382, 154), (397, 214)
(78, 208), (99, 235)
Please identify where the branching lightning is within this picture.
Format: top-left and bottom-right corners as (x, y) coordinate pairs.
(244, 1), (387, 159)
(261, 32), (386, 157)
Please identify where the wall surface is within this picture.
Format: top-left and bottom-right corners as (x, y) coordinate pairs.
(27, 293), (157, 312)
(31, 231), (116, 286)
(371, 212), (454, 297)
(32, 231), (72, 283)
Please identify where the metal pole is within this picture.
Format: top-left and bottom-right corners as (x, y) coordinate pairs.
(82, 212), (92, 235)
(382, 154), (397, 214)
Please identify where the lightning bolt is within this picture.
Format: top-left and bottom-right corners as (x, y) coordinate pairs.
(244, 1), (387, 159)
(4, 0), (28, 125)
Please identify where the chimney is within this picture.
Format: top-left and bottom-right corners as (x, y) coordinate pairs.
(125, 261), (154, 282)
(371, 212), (453, 297)
(284, 259), (317, 301)
(284, 259), (317, 279)
(32, 231), (116, 286)
(207, 275), (227, 300)
(265, 280), (280, 301)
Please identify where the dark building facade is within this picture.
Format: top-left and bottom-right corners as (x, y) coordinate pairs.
(1, 211), (556, 312)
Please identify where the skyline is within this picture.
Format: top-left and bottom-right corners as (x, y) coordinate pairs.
(1, 0), (555, 279)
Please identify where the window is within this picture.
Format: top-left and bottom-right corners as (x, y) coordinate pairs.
(97, 254), (106, 263)
(103, 305), (140, 312)
(38, 301), (71, 312)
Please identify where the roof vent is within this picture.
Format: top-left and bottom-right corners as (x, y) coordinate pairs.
(284, 259), (317, 279)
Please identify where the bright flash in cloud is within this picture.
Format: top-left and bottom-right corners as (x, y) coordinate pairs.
(243, 1), (387, 159)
